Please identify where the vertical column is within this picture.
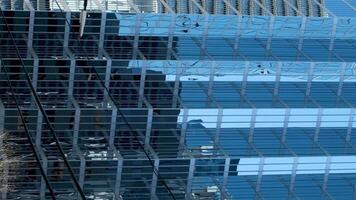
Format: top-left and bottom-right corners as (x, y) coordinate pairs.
(36, 111), (43, 147)
(68, 59), (75, 96)
(109, 105), (118, 146)
(328, 17), (338, 52)
(281, 108), (291, 143)
(337, 62), (346, 96)
(72, 98), (81, 146)
(255, 157), (265, 196)
(346, 109), (355, 142)
(151, 159), (160, 199)
(27, 10), (35, 58)
(114, 156), (124, 199)
(266, 16), (275, 53)
(298, 16), (307, 51)
(63, 12), (71, 50)
(233, 16), (242, 55)
(176, 0), (181, 13)
(241, 61), (249, 96)
(104, 59), (112, 99)
(222, 157), (231, 200)
(313, 108), (323, 142)
(132, 14), (142, 59)
(272, 0), (278, 15)
(201, 14), (209, 50)
(172, 62), (182, 108)
(179, 108), (189, 150)
(248, 109), (257, 143)
(306, 62), (315, 96)
(322, 156), (332, 193)
(207, 61), (216, 98)
(0, 99), (4, 132)
(31, 58), (39, 87)
(186, 158), (196, 200)
(78, 152), (86, 200)
(31, 58), (39, 107)
(98, 12), (107, 58)
(39, 150), (48, 200)
(307, 0), (313, 16)
(138, 60), (147, 108)
(214, 108), (223, 149)
(166, 14), (176, 59)
(0, 100), (6, 200)
(288, 157), (299, 198)
(283, 0), (289, 15)
(1, 154), (9, 200)
(145, 108), (154, 146)
(188, 0), (193, 13)
(249, 0), (254, 15)
(273, 62), (282, 96)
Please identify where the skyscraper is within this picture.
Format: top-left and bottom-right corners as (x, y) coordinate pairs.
(0, 0), (355, 199)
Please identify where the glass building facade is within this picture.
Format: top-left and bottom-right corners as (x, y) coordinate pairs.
(0, 0), (355, 199)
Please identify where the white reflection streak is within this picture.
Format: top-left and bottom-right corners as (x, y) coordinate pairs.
(238, 156), (356, 175)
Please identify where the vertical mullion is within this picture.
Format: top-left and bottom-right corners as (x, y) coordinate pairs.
(289, 157), (298, 197)
(337, 62), (346, 96)
(114, 156), (123, 199)
(346, 109), (355, 142)
(179, 108), (189, 149)
(306, 62), (314, 96)
(207, 61), (215, 98)
(133, 14), (142, 59)
(298, 16), (307, 51)
(248, 108), (257, 143)
(273, 62), (282, 96)
(104, 59), (112, 99)
(214, 108), (223, 148)
(98, 12), (107, 55)
(68, 59), (75, 97)
(39, 150), (48, 200)
(241, 61), (249, 96)
(72, 98), (81, 146)
(313, 108), (323, 142)
(0, 99), (5, 132)
(328, 17), (338, 51)
(36, 111), (43, 147)
(166, 15), (176, 59)
(233, 15), (242, 54)
(77, 151), (86, 199)
(222, 157), (231, 200)
(150, 159), (160, 199)
(145, 108), (153, 146)
(27, 10), (34, 58)
(0, 99), (6, 200)
(138, 60), (147, 108)
(186, 158), (196, 200)
(256, 157), (265, 194)
(172, 62), (182, 108)
(109, 105), (118, 146)
(31, 58), (39, 107)
(266, 16), (274, 52)
(282, 108), (291, 143)
(322, 156), (332, 193)
(63, 12), (71, 49)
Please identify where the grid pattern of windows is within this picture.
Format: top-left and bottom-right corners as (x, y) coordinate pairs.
(0, 1), (355, 199)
